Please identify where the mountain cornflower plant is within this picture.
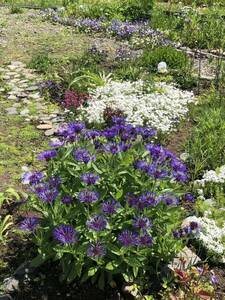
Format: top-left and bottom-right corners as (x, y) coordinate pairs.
(20, 120), (192, 288)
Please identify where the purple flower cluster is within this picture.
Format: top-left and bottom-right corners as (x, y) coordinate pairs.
(37, 149), (57, 161)
(61, 195), (73, 205)
(74, 148), (95, 164)
(133, 216), (152, 229)
(173, 221), (199, 239)
(78, 190), (99, 203)
(33, 176), (61, 203)
(134, 144), (188, 182)
(88, 45), (108, 61)
(86, 215), (108, 232)
(21, 171), (44, 185)
(53, 224), (79, 244)
(157, 193), (179, 206)
(103, 141), (131, 154)
(57, 122), (85, 142)
(184, 193), (195, 203)
(101, 199), (120, 215)
(80, 173), (99, 185)
(87, 241), (106, 258)
(41, 10), (175, 47)
(118, 230), (153, 248)
(127, 192), (158, 210)
(115, 46), (132, 61)
(19, 217), (40, 232)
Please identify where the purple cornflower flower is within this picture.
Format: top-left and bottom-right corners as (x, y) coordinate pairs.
(157, 193), (179, 206)
(133, 216), (152, 229)
(61, 195), (73, 205)
(69, 122), (85, 133)
(35, 183), (59, 203)
(118, 230), (139, 247)
(134, 160), (149, 173)
(136, 127), (157, 140)
(19, 217), (40, 232)
(53, 225), (78, 244)
(48, 176), (61, 188)
(73, 148), (95, 164)
(83, 129), (101, 140)
(112, 116), (126, 125)
(138, 234), (153, 247)
(184, 193), (195, 203)
(86, 215), (107, 232)
(147, 164), (169, 179)
(21, 171), (44, 185)
(210, 272), (218, 285)
(37, 149), (57, 161)
(101, 199), (120, 215)
(49, 140), (64, 147)
(126, 193), (139, 207)
(80, 173), (99, 185)
(87, 241), (106, 258)
(137, 192), (157, 209)
(78, 190), (99, 203)
(173, 171), (188, 183)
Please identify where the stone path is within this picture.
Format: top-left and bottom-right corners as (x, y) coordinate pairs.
(0, 61), (65, 137)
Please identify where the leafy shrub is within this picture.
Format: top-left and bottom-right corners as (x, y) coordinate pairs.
(122, 0), (154, 21)
(140, 46), (189, 72)
(20, 119), (193, 287)
(29, 53), (54, 74)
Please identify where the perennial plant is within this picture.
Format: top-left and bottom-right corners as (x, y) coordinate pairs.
(20, 119), (191, 286)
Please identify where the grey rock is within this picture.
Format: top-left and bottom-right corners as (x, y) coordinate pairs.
(3, 277), (19, 292)
(17, 92), (28, 98)
(29, 93), (40, 100)
(45, 129), (56, 136)
(169, 246), (201, 271)
(6, 107), (18, 115)
(10, 61), (25, 67)
(2, 75), (10, 80)
(8, 95), (18, 100)
(20, 109), (29, 116)
(26, 86), (39, 92)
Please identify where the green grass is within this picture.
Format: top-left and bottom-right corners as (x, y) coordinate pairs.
(0, 0), (63, 8)
(186, 90), (225, 180)
(0, 98), (49, 191)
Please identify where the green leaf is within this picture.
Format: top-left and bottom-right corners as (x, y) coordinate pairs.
(88, 266), (98, 277)
(124, 256), (142, 267)
(92, 163), (103, 174)
(133, 266), (139, 278)
(98, 271), (105, 290)
(105, 261), (119, 271)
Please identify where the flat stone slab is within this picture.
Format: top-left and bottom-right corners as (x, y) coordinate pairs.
(6, 107), (18, 115)
(169, 246), (201, 271)
(37, 124), (53, 130)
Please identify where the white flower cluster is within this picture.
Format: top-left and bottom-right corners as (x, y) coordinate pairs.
(79, 80), (195, 132)
(195, 165), (225, 186)
(184, 216), (225, 263)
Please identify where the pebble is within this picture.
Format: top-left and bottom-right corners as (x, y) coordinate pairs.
(30, 93), (40, 100)
(45, 129), (56, 136)
(37, 124), (53, 130)
(3, 277), (19, 292)
(8, 95), (18, 101)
